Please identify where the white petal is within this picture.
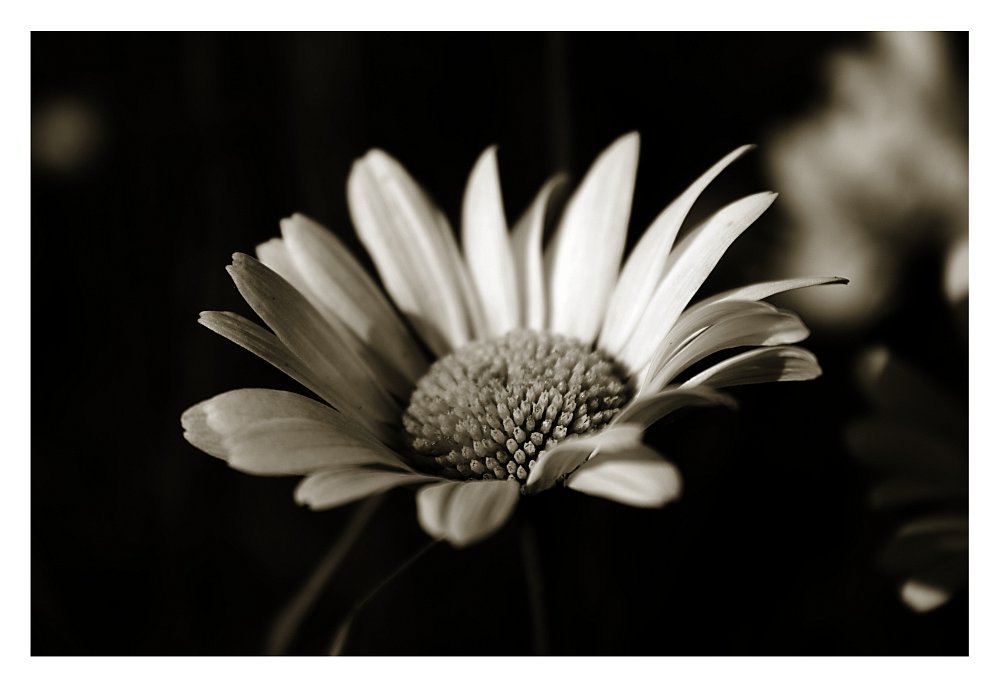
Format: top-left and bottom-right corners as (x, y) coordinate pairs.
(416, 479), (521, 547)
(348, 149), (472, 356)
(257, 235), (416, 400)
(695, 275), (849, 307)
(619, 192), (778, 372)
(198, 311), (332, 402)
(614, 386), (736, 429)
(227, 253), (398, 428)
(181, 389), (406, 476)
(256, 237), (312, 294)
(645, 306), (809, 392)
(565, 445), (682, 508)
(639, 300), (774, 392)
(462, 147), (519, 337)
(511, 176), (565, 331)
(281, 213), (428, 385)
(600, 145), (755, 354)
(900, 580), (951, 613)
(295, 467), (434, 510)
(680, 345), (821, 389)
(525, 424), (644, 494)
(545, 132), (639, 343)
(943, 235), (968, 305)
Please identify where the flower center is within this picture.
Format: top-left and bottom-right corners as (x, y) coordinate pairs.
(403, 329), (632, 484)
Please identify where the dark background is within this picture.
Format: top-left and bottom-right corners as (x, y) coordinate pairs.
(31, 32), (968, 655)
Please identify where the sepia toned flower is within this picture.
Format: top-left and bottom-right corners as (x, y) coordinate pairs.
(182, 133), (844, 547)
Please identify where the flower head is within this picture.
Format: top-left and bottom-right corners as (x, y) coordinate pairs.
(182, 133), (844, 547)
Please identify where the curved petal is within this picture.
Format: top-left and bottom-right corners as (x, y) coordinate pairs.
(198, 311), (331, 403)
(181, 389), (407, 476)
(462, 146), (519, 337)
(256, 237), (313, 295)
(680, 345), (821, 389)
(645, 307), (809, 392)
(524, 424), (644, 494)
(639, 300), (775, 392)
(348, 149), (473, 356)
(416, 479), (521, 547)
(614, 386), (737, 429)
(545, 132), (639, 343)
(694, 275), (849, 307)
(511, 175), (565, 331)
(227, 253), (399, 429)
(620, 192), (778, 372)
(600, 144), (755, 354)
(256, 236), (415, 400)
(280, 213), (428, 386)
(565, 444), (682, 508)
(295, 467), (435, 510)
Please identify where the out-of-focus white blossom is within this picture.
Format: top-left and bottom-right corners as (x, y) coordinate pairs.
(767, 32), (967, 329)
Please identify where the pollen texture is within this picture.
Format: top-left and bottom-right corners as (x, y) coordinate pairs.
(403, 329), (632, 484)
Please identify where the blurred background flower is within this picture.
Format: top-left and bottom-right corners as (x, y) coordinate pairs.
(765, 31), (968, 331)
(765, 31), (968, 619)
(847, 347), (967, 613)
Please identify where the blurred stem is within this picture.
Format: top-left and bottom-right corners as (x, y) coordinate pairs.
(264, 494), (385, 655)
(328, 538), (440, 655)
(520, 520), (549, 655)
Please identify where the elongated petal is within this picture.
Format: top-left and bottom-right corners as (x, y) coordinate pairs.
(614, 386), (736, 429)
(198, 311), (331, 401)
(511, 176), (565, 331)
(227, 253), (398, 428)
(295, 467), (435, 510)
(680, 345), (821, 389)
(257, 235), (415, 400)
(600, 145), (755, 354)
(462, 147), (519, 337)
(182, 389), (406, 476)
(546, 133), (639, 343)
(281, 213), (428, 385)
(696, 275), (849, 307)
(565, 445), (681, 508)
(640, 300), (774, 392)
(348, 149), (472, 355)
(620, 192), (778, 372)
(256, 237), (313, 295)
(525, 424), (644, 494)
(416, 479), (521, 547)
(645, 307), (809, 391)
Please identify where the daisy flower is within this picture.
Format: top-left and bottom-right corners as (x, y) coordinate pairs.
(182, 133), (844, 547)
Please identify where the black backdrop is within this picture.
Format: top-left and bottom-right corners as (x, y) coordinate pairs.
(31, 32), (968, 655)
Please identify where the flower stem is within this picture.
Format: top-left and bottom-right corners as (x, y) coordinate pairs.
(264, 494), (385, 655)
(328, 538), (440, 655)
(520, 520), (549, 655)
